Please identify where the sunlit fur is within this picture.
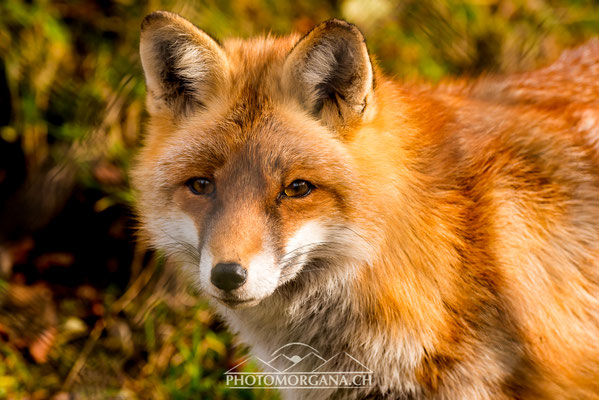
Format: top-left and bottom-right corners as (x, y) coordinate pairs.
(133, 11), (599, 399)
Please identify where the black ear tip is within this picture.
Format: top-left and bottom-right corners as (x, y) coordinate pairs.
(141, 10), (178, 31)
(317, 18), (364, 38)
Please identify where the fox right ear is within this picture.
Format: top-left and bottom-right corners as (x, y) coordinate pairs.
(282, 19), (374, 131)
(139, 11), (228, 118)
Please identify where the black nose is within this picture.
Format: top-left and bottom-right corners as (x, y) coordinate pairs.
(210, 263), (247, 291)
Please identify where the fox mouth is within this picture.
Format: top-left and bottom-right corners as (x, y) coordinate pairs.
(215, 296), (260, 309)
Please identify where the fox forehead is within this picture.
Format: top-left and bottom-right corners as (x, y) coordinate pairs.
(221, 35), (300, 80)
(209, 35), (302, 111)
(148, 96), (355, 190)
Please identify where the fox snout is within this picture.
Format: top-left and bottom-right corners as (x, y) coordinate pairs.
(199, 242), (280, 308)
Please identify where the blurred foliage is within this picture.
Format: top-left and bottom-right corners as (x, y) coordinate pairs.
(0, 0), (598, 398)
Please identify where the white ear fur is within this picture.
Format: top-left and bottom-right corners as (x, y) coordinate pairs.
(139, 11), (228, 117)
(282, 19), (374, 129)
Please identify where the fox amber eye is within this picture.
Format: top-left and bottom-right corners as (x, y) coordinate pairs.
(186, 177), (215, 195)
(283, 180), (313, 198)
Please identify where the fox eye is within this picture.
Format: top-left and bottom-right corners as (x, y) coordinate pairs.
(283, 180), (313, 198)
(186, 177), (215, 195)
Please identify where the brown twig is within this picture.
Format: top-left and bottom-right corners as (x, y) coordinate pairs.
(61, 254), (159, 392)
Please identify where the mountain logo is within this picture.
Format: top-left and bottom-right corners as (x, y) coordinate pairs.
(225, 342), (373, 389)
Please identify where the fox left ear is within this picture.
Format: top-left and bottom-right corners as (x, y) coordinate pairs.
(282, 19), (374, 131)
(139, 11), (228, 118)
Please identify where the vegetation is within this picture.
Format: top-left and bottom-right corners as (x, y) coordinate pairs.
(0, 0), (597, 398)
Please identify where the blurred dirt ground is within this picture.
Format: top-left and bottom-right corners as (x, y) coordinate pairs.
(0, 0), (598, 398)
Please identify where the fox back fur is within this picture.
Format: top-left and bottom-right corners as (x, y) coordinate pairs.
(133, 11), (599, 399)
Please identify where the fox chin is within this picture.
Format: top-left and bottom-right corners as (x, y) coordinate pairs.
(132, 10), (599, 400)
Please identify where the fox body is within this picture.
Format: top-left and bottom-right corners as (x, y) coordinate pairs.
(133, 11), (599, 399)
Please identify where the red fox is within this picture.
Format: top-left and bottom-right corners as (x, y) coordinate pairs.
(133, 11), (599, 399)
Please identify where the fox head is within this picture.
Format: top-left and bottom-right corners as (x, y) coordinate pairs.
(133, 11), (379, 309)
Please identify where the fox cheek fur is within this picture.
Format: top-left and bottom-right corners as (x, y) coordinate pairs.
(133, 10), (599, 400)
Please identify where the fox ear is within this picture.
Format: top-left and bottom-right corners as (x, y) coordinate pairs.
(282, 20), (374, 130)
(139, 11), (228, 118)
